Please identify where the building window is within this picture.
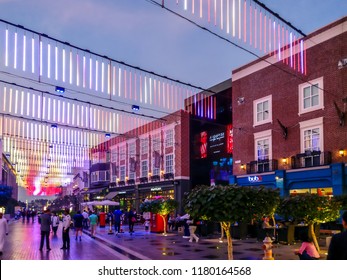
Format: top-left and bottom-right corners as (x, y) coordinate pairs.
(165, 154), (174, 174)
(254, 130), (272, 160)
(141, 138), (148, 155)
(300, 117), (323, 153)
(165, 129), (174, 147)
(141, 160), (148, 178)
(253, 95), (272, 127)
(91, 172), (98, 183)
(152, 133), (161, 152)
(119, 166), (126, 181)
(298, 77), (324, 115)
(111, 148), (118, 163)
(119, 145), (126, 161)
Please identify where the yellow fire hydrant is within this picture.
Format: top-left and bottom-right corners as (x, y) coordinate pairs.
(262, 236), (274, 260)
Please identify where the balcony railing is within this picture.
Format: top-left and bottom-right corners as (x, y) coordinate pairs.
(164, 173), (174, 180)
(246, 159), (278, 174)
(150, 175), (161, 182)
(291, 151), (331, 169)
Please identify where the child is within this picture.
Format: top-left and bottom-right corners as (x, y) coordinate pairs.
(144, 220), (150, 232)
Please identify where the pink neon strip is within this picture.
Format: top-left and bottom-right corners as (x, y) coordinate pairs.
(243, 0), (246, 43)
(208, 0), (211, 22)
(273, 21), (276, 59)
(129, 71), (132, 100)
(304, 41), (307, 75)
(214, 0), (217, 26)
(286, 29), (289, 65)
(200, 0), (203, 18)
(268, 18), (271, 55)
(278, 24), (281, 61)
(282, 26), (285, 63)
(293, 35), (296, 71)
(124, 69), (127, 98)
(140, 74), (142, 103)
(250, 3), (252, 46)
(254, 7), (257, 49)
(192, 0), (195, 14)
(264, 15), (267, 53)
(134, 72), (137, 101)
(259, 11), (262, 51)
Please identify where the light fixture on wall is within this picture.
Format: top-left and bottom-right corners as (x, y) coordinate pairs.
(282, 158), (288, 164)
(240, 164), (245, 170)
(339, 148), (344, 157)
(55, 86), (65, 93)
(237, 97), (245, 105)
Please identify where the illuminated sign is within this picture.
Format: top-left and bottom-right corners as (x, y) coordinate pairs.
(248, 176), (262, 183)
(151, 187), (162, 191)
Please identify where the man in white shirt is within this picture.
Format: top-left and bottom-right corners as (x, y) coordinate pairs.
(82, 210), (89, 229)
(61, 209), (71, 250)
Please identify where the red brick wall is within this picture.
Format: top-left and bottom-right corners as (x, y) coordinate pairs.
(232, 28), (347, 175)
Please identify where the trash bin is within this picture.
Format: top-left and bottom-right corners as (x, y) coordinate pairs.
(99, 212), (106, 228)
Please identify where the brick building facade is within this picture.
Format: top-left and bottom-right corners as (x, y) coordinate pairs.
(230, 17), (347, 196)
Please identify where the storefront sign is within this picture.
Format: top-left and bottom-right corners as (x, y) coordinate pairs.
(151, 187), (162, 191)
(248, 175), (262, 183)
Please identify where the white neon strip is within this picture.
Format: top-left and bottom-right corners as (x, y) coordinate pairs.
(107, 63), (111, 94)
(112, 66), (116, 96)
(83, 55), (86, 88)
(62, 101), (65, 123)
(300, 40), (304, 74)
(232, 0), (235, 37)
(290, 32), (293, 67)
(220, 0), (223, 30)
(55, 46), (58, 80)
(32, 94), (35, 118)
(144, 76), (147, 103)
(81, 105), (84, 127)
(31, 38), (35, 73)
(57, 100), (61, 122)
(184, 0), (187, 10)
(62, 49), (66, 82)
(238, 0), (241, 39)
(118, 67), (121, 97)
(41, 95), (46, 123)
(14, 90), (18, 114)
(69, 51), (73, 84)
(227, 0), (230, 34)
(37, 95), (41, 119)
(52, 99), (56, 121)
(23, 34), (26, 71)
(67, 103), (70, 124)
(192, 0), (194, 14)
(47, 97), (50, 120)
(149, 77), (152, 104)
(39, 40), (43, 76)
(101, 62), (104, 93)
(26, 91), (31, 116)
(89, 57), (92, 89)
(5, 29), (8, 67)
(200, 0), (202, 18)
(47, 43), (51, 78)
(95, 60), (99, 91)
(72, 104), (75, 125)
(76, 53), (80, 86)
(14, 32), (17, 69)
(8, 88), (12, 113)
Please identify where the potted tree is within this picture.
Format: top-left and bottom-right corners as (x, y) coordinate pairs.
(278, 193), (341, 252)
(185, 185), (280, 260)
(139, 197), (178, 235)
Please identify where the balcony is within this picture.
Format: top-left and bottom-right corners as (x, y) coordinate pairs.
(150, 175), (161, 182)
(291, 151), (331, 169)
(126, 179), (135, 185)
(246, 159), (278, 174)
(139, 177), (148, 183)
(164, 173), (174, 180)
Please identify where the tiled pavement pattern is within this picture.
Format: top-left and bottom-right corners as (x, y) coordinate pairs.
(1, 219), (329, 260)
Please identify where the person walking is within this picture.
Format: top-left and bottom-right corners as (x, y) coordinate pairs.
(73, 211), (84, 241)
(89, 211), (98, 238)
(128, 209), (136, 234)
(39, 209), (51, 251)
(113, 207), (122, 235)
(61, 209), (71, 250)
(187, 218), (199, 243)
(327, 211), (347, 260)
(82, 210), (89, 229)
(51, 212), (59, 236)
(0, 212), (9, 256)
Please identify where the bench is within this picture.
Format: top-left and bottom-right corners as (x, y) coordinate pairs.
(319, 229), (341, 247)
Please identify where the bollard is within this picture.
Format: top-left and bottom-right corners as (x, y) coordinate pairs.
(262, 236), (274, 260)
(107, 221), (114, 235)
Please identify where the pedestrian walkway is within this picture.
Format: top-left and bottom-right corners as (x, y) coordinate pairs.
(1, 219), (329, 260)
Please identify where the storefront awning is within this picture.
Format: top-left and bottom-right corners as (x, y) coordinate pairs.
(104, 191), (118, 200)
(81, 187), (107, 194)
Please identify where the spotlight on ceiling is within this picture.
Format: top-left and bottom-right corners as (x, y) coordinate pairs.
(51, 124), (58, 129)
(55, 86), (65, 93)
(105, 133), (111, 138)
(132, 105), (140, 111)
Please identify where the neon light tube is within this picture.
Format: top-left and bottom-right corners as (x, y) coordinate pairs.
(47, 43), (51, 78)
(55, 46), (58, 80)
(31, 38), (35, 73)
(5, 29), (8, 67)
(23, 35), (26, 71)
(62, 49), (66, 82)
(14, 32), (17, 69)
(40, 40), (42, 76)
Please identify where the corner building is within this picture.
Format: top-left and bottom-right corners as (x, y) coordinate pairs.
(231, 17), (347, 197)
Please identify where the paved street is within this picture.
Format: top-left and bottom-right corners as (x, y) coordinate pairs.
(1, 218), (329, 260)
